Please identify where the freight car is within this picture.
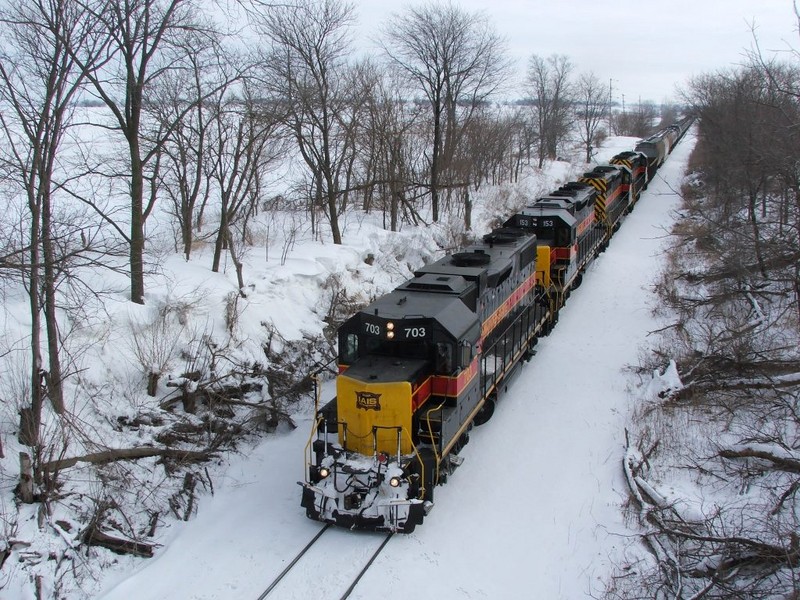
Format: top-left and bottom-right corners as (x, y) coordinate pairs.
(635, 116), (693, 182)
(299, 119), (692, 533)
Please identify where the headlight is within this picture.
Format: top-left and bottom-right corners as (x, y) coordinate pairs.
(318, 466), (330, 479)
(389, 476), (401, 488)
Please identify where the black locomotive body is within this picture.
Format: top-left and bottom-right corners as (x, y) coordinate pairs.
(300, 119), (692, 533)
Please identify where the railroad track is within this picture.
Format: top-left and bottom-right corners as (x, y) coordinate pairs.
(256, 525), (393, 600)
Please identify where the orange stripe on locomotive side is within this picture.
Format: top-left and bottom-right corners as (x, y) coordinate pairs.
(576, 212), (596, 236)
(604, 186), (623, 209)
(429, 357), (479, 398)
(552, 245), (576, 261)
(480, 272), (537, 340)
(412, 377), (432, 410)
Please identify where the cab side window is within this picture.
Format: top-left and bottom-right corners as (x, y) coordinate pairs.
(556, 226), (573, 247)
(460, 342), (472, 368)
(342, 333), (359, 364)
(435, 342), (453, 374)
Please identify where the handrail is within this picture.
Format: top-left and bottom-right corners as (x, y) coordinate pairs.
(371, 425), (402, 460)
(305, 374), (324, 481)
(303, 414), (324, 483)
(402, 428), (427, 500)
(424, 400), (446, 485)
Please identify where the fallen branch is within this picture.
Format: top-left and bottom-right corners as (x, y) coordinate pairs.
(678, 373), (800, 398)
(719, 444), (800, 475)
(83, 525), (154, 558)
(657, 525), (800, 569)
(41, 447), (214, 472)
(161, 379), (263, 411)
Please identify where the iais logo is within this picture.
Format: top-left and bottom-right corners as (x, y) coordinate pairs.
(355, 391), (382, 411)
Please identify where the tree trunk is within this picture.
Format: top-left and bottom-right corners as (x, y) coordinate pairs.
(463, 186), (472, 231)
(430, 100), (442, 223)
(211, 195), (228, 273)
(27, 198), (44, 446)
(41, 185), (65, 414)
(18, 452), (35, 503)
(748, 191), (767, 278)
(325, 183), (342, 244)
(225, 230), (247, 297)
(182, 198), (193, 260)
(130, 137), (146, 305)
(147, 372), (159, 397)
(42, 446), (213, 472)
(84, 525), (154, 558)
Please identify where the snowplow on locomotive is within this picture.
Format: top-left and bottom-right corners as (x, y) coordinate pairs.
(299, 119), (692, 533)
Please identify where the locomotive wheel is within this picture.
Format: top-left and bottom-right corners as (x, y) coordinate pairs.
(473, 397), (496, 426)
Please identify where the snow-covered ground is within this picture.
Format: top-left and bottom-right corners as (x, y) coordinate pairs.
(91, 135), (694, 600)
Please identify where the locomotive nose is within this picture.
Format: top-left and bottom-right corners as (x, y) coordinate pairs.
(337, 374), (416, 455)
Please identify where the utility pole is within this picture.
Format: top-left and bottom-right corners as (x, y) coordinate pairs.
(608, 78), (615, 133)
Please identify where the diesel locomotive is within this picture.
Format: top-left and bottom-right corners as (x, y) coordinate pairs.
(299, 118), (692, 533)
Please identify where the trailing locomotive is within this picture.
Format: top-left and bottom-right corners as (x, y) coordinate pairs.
(299, 118), (692, 533)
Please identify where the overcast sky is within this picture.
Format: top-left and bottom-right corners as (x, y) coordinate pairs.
(354, 0), (797, 104)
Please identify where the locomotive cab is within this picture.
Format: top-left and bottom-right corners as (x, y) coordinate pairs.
(504, 201), (579, 288)
(581, 165), (626, 235)
(610, 151), (648, 200)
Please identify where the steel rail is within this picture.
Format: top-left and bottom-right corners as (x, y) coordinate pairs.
(337, 533), (393, 600)
(256, 524), (331, 599)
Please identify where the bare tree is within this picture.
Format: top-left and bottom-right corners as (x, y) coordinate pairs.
(65, 0), (218, 304)
(449, 107), (518, 228)
(255, 0), (356, 245)
(657, 102), (680, 128)
(611, 100), (658, 137)
(526, 54), (574, 167)
(382, 1), (510, 224)
(0, 0), (95, 445)
(613, 55), (800, 600)
(358, 67), (428, 231)
(575, 71), (609, 163)
(207, 85), (285, 293)
(151, 33), (233, 261)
